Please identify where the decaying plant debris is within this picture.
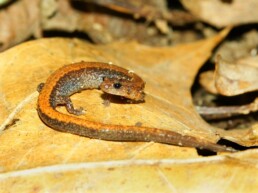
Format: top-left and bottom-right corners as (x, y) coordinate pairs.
(1, 0), (258, 192)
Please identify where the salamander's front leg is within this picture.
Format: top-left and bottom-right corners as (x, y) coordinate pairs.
(61, 96), (85, 115)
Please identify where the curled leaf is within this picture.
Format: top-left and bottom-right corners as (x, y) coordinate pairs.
(182, 0), (258, 27)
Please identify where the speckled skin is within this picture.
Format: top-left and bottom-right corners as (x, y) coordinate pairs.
(37, 61), (235, 152)
(50, 67), (129, 107)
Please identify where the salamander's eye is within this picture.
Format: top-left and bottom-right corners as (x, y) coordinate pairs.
(113, 82), (122, 89)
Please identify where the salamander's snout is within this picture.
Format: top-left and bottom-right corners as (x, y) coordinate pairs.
(100, 78), (145, 101)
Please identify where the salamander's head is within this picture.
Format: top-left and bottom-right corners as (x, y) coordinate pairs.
(100, 78), (145, 101)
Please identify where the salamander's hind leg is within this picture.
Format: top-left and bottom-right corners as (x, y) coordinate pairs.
(60, 96), (85, 115)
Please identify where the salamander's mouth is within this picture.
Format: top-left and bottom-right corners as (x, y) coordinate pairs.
(102, 90), (145, 102)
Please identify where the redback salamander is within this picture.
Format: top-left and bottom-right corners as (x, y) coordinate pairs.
(37, 61), (235, 152)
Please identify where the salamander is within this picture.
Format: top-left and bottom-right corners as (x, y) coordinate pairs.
(37, 61), (235, 152)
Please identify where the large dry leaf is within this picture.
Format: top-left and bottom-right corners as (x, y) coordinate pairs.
(1, 150), (258, 193)
(1, 28), (257, 192)
(181, 0), (258, 27)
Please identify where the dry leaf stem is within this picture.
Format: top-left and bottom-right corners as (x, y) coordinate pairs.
(196, 98), (258, 120)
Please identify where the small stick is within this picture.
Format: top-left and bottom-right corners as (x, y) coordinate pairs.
(196, 98), (258, 120)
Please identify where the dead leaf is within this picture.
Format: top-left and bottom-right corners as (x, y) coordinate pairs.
(215, 56), (258, 96)
(41, 0), (172, 46)
(1, 150), (258, 193)
(198, 55), (258, 145)
(181, 0), (258, 27)
(0, 0), (172, 51)
(200, 55), (258, 96)
(80, 0), (197, 26)
(0, 0), (41, 51)
(81, 0), (168, 21)
(0, 0), (199, 52)
(199, 70), (217, 94)
(1, 28), (257, 192)
(212, 30), (258, 62)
